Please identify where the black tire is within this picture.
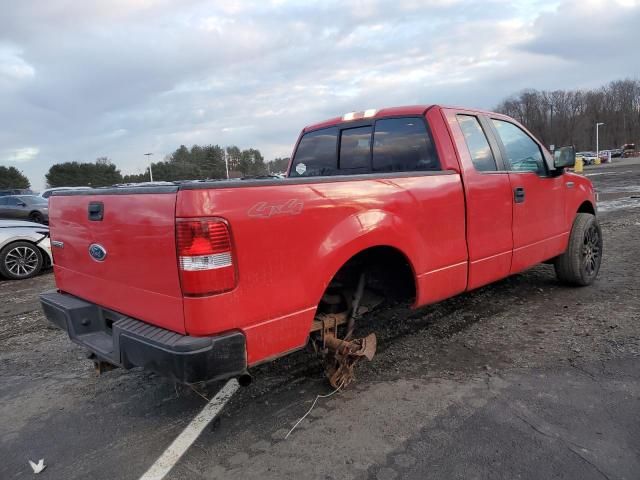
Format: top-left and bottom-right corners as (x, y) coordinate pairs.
(554, 213), (603, 286)
(0, 241), (44, 280)
(29, 211), (45, 224)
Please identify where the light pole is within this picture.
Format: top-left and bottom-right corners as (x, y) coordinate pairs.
(596, 122), (605, 161)
(144, 152), (154, 182)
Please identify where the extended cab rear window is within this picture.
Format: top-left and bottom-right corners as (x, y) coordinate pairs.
(456, 115), (497, 172)
(290, 117), (440, 177)
(372, 118), (439, 172)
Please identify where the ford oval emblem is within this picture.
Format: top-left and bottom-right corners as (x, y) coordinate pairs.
(89, 243), (107, 262)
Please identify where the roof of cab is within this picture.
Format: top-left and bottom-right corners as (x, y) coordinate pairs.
(301, 104), (511, 133)
(302, 105), (434, 132)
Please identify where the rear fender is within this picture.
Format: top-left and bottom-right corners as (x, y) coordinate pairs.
(311, 209), (423, 306)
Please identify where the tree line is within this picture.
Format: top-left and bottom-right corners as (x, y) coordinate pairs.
(121, 145), (289, 183)
(45, 157), (122, 188)
(42, 147), (290, 188)
(495, 79), (640, 151)
(0, 166), (31, 189)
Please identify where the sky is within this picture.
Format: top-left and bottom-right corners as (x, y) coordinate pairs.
(1, 0), (639, 190)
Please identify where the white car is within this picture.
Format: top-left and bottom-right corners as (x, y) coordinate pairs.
(576, 152), (598, 165)
(0, 220), (52, 279)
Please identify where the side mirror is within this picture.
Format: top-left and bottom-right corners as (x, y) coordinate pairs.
(553, 145), (575, 169)
(17, 201), (27, 207)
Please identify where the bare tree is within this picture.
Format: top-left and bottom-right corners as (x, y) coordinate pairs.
(496, 79), (640, 151)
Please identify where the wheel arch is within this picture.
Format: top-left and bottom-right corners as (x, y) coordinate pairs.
(310, 210), (426, 309)
(317, 244), (418, 309)
(36, 243), (52, 267)
(577, 200), (596, 216)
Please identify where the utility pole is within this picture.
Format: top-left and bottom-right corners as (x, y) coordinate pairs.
(595, 123), (605, 161)
(224, 149), (230, 179)
(144, 152), (154, 182)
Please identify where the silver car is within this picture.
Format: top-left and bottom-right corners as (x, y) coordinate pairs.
(0, 220), (53, 279)
(0, 195), (49, 223)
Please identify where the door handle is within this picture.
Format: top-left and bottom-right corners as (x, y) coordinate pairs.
(514, 187), (525, 203)
(88, 202), (104, 221)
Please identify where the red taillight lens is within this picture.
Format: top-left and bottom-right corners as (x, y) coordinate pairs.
(176, 218), (237, 295)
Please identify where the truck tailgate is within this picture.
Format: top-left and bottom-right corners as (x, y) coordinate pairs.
(49, 190), (185, 334)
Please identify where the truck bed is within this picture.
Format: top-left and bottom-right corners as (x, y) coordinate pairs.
(49, 172), (467, 364)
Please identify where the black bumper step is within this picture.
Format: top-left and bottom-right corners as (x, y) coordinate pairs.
(40, 290), (247, 383)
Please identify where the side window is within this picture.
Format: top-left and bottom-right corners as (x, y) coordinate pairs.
(491, 119), (546, 175)
(0, 198), (7, 206)
(339, 126), (372, 173)
(456, 115), (497, 172)
(6, 197), (20, 206)
(290, 127), (338, 177)
(372, 118), (440, 172)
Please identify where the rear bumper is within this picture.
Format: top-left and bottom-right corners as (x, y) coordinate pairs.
(39, 290), (247, 383)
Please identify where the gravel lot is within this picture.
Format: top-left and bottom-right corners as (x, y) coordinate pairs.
(1, 160), (639, 480)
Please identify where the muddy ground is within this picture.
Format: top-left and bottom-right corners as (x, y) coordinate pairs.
(1, 160), (639, 479)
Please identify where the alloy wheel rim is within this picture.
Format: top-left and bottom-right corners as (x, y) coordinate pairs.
(5, 246), (38, 277)
(582, 224), (601, 277)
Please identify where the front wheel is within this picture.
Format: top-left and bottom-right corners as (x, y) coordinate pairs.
(554, 213), (603, 286)
(0, 241), (44, 280)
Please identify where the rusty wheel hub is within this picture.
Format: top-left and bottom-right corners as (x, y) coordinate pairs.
(315, 313), (377, 388)
(324, 332), (377, 389)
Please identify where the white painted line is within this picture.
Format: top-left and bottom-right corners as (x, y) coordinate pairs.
(139, 379), (240, 480)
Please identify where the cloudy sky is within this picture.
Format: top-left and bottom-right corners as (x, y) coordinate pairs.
(1, 0), (639, 189)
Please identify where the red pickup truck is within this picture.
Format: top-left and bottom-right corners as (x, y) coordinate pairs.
(40, 105), (601, 387)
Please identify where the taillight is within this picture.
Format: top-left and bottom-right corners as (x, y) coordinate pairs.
(176, 218), (237, 295)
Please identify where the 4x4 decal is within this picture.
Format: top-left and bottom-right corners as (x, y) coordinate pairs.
(248, 199), (304, 218)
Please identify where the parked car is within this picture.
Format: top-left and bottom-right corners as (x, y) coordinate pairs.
(40, 187), (92, 199)
(40, 105), (599, 389)
(0, 220), (52, 279)
(622, 143), (636, 158)
(576, 151), (599, 165)
(0, 189), (33, 197)
(610, 148), (623, 158)
(0, 195), (49, 223)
